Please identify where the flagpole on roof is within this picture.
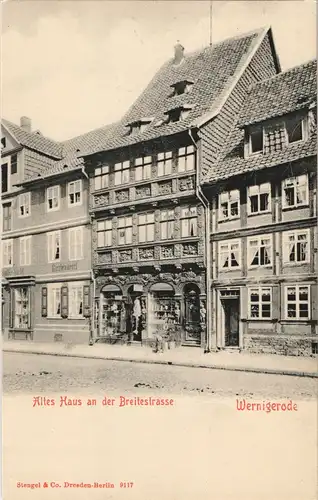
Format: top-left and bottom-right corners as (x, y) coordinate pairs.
(209, 0), (213, 46)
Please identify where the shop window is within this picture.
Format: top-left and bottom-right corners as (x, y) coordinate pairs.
(18, 192), (31, 217)
(94, 165), (109, 191)
(3, 239), (13, 267)
(248, 287), (272, 319)
(285, 285), (310, 320)
(68, 180), (82, 206)
(282, 175), (308, 208)
(219, 240), (241, 269)
(97, 220), (112, 247)
(20, 236), (32, 266)
(135, 156), (152, 181)
(247, 183), (271, 215)
(249, 128), (263, 154)
(248, 235), (272, 267)
(69, 227), (83, 260)
(219, 190), (240, 221)
(157, 151), (172, 177)
(118, 216), (132, 245)
(283, 229), (309, 264)
(177, 146), (195, 172)
(47, 231), (61, 262)
(180, 206), (197, 237)
(13, 287), (30, 328)
(286, 116), (304, 144)
(2, 203), (12, 231)
(184, 284), (201, 340)
(160, 210), (174, 240)
(100, 289), (126, 337)
(138, 213), (154, 243)
(46, 185), (60, 211)
(114, 161), (130, 186)
(148, 283), (178, 338)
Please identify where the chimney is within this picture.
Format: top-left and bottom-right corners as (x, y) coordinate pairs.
(20, 116), (32, 133)
(173, 41), (184, 65)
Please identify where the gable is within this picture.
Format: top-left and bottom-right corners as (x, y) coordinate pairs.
(1, 125), (21, 156)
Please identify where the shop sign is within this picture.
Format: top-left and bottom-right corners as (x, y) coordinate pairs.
(133, 284), (143, 292)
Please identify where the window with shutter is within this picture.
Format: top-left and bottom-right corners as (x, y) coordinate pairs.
(83, 285), (91, 317)
(41, 286), (48, 317)
(61, 286), (68, 318)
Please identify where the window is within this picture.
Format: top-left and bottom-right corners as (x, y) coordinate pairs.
(47, 231), (61, 262)
(285, 285), (310, 320)
(128, 121), (151, 136)
(3, 239), (13, 267)
(2, 203), (12, 231)
(248, 183), (271, 214)
(69, 227), (83, 260)
(69, 284), (84, 318)
(10, 154), (18, 174)
(283, 230), (309, 264)
(68, 180), (82, 206)
(249, 128), (263, 154)
(180, 206), (197, 237)
(2, 163), (8, 193)
(177, 146), (195, 172)
(248, 235), (272, 267)
(219, 190), (240, 221)
(282, 175), (308, 208)
(47, 185), (60, 211)
(114, 161), (130, 186)
(138, 213), (155, 243)
(20, 236), (32, 266)
(94, 165), (109, 191)
(160, 210), (174, 240)
(97, 220), (112, 247)
(48, 284), (62, 318)
(286, 116), (304, 144)
(249, 287), (272, 319)
(18, 192), (31, 217)
(219, 240), (241, 269)
(1, 137), (6, 149)
(166, 106), (192, 123)
(135, 156), (152, 181)
(157, 151), (172, 177)
(14, 287), (30, 328)
(118, 216), (132, 245)
(171, 81), (193, 96)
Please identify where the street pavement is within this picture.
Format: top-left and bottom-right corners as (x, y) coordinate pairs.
(3, 353), (317, 500)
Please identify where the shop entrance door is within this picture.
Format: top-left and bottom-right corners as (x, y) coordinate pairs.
(224, 299), (240, 347)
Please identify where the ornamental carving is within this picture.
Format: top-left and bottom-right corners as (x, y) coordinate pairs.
(178, 176), (194, 192)
(115, 189), (129, 203)
(118, 249), (132, 262)
(182, 243), (198, 256)
(94, 193), (110, 207)
(139, 247), (155, 260)
(158, 181), (172, 196)
(98, 252), (112, 264)
(135, 185), (151, 199)
(161, 245), (174, 259)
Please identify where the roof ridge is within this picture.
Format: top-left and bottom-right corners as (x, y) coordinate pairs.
(2, 117), (61, 145)
(249, 58), (317, 88)
(62, 121), (118, 145)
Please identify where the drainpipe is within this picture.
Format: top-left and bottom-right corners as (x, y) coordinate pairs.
(89, 269), (96, 345)
(188, 129), (213, 353)
(81, 164), (89, 179)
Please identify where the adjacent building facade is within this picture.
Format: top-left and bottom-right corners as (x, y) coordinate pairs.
(1, 27), (316, 356)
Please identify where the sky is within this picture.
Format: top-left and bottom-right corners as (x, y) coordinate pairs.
(1, 0), (316, 141)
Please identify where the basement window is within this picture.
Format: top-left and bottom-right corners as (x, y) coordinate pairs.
(312, 342), (318, 355)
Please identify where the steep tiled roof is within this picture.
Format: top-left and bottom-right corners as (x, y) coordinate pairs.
(81, 27), (270, 156)
(62, 122), (117, 155)
(203, 61), (317, 184)
(238, 59), (317, 126)
(2, 119), (63, 159)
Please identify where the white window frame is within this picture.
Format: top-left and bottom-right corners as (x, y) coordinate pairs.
(118, 216), (132, 245)
(283, 229), (310, 264)
(285, 116), (305, 145)
(97, 220), (112, 248)
(219, 190), (240, 221)
(20, 236), (32, 266)
(47, 231), (61, 263)
(157, 151), (173, 177)
(69, 282), (84, 319)
(160, 210), (174, 240)
(219, 239), (241, 270)
(282, 175), (309, 209)
(135, 156), (152, 182)
(2, 239), (13, 267)
(69, 227), (84, 261)
(247, 183), (271, 215)
(247, 234), (273, 268)
(138, 213), (155, 243)
(14, 286), (30, 329)
(249, 127), (264, 155)
(114, 161), (130, 186)
(68, 180), (82, 207)
(177, 146), (195, 173)
(46, 185), (60, 212)
(285, 284), (310, 320)
(248, 287), (272, 320)
(180, 206), (198, 238)
(94, 164), (110, 191)
(18, 192), (31, 218)
(47, 283), (62, 319)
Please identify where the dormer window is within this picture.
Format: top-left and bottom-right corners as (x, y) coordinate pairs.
(171, 80), (193, 97)
(127, 119), (152, 136)
(165, 106), (192, 123)
(249, 127), (263, 155)
(285, 115), (304, 144)
(1, 137), (6, 149)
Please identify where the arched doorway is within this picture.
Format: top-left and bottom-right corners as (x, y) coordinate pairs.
(148, 283), (178, 339)
(183, 284), (201, 344)
(99, 284), (125, 338)
(126, 284), (147, 342)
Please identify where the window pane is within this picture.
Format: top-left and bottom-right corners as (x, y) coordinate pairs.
(251, 130), (263, 153)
